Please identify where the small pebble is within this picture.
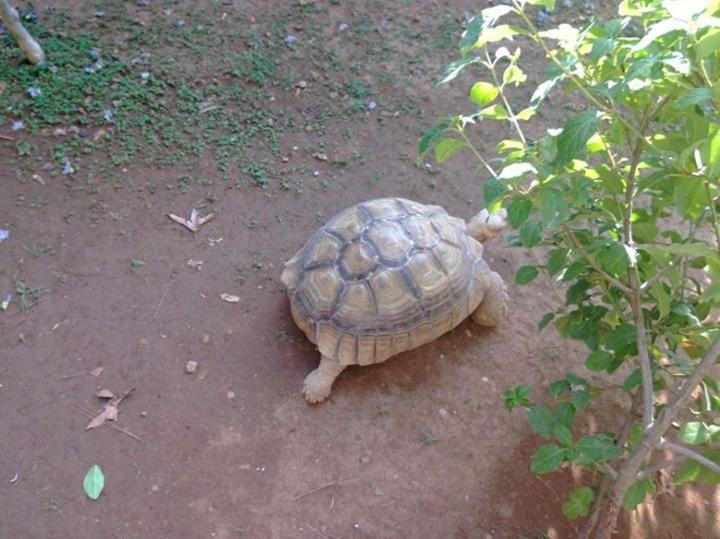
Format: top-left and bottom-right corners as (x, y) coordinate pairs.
(141, 411), (147, 417)
(359, 454), (370, 464)
(338, 22), (349, 32)
(227, 391), (235, 399)
(313, 171), (320, 177)
(151, 484), (159, 492)
(185, 360), (198, 374)
(296, 80), (308, 88)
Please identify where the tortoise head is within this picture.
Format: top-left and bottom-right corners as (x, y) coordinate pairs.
(466, 208), (507, 243)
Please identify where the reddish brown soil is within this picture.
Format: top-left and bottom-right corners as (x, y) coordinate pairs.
(1, 1), (718, 538)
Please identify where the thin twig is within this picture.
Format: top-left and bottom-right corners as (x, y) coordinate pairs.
(152, 283), (171, 319)
(71, 404), (142, 443)
(0, 134), (15, 141)
(636, 456), (684, 480)
(293, 476), (357, 502)
(562, 225), (632, 296)
(628, 269), (655, 430)
(658, 441), (720, 475)
(58, 269), (118, 278)
(60, 372), (88, 380)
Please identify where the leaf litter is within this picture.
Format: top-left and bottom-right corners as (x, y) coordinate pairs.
(168, 208), (215, 232)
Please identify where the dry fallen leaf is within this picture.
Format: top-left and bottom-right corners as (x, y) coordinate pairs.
(168, 209), (215, 233)
(104, 405), (118, 421)
(96, 389), (115, 399)
(312, 152), (328, 161)
(91, 367), (104, 377)
(220, 293), (240, 303)
(86, 411), (107, 430)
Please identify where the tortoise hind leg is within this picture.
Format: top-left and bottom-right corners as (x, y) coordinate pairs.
(471, 270), (508, 327)
(303, 355), (346, 403)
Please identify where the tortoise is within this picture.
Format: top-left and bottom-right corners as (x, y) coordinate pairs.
(281, 197), (508, 403)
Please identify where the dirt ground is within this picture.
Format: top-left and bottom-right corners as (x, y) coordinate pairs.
(1, 1), (718, 537)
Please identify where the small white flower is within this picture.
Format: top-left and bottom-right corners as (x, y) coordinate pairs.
(11, 120), (25, 131)
(27, 87), (41, 98)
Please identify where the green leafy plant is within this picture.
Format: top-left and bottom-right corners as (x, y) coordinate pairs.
(420, 0), (720, 536)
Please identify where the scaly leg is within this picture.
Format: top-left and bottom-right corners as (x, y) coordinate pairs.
(472, 270), (509, 327)
(302, 356), (346, 403)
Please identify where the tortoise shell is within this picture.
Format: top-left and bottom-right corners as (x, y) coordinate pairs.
(281, 198), (487, 366)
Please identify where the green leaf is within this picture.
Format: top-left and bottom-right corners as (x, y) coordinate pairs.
(597, 243), (634, 276)
(483, 178), (505, 207)
(418, 122), (449, 156)
(546, 248), (569, 276)
(498, 162), (537, 180)
(460, 14), (486, 53)
(586, 350), (613, 372)
(516, 265), (539, 285)
(622, 368), (642, 392)
(552, 111), (601, 169)
(434, 137), (465, 163)
(650, 281), (671, 319)
(439, 57), (481, 84)
(675, 88), (713, 109)
(572, 389), (590, 411)
(562, 487), (595, 520)
(530, 75), (563, 107)
(538, 312), (555, 331)
(607, 324), (636, 351)
(707, 128), (720, 180)
(503, 64), (526, 86)
(678, 422), (710, 445)
(675, 458), (701, 486)
(539, 189), (568, 230)
(480, 104), (510, 120)
(554, 424), (574, 447)
(460, 6), (514, 54)
(83, 464), (105, 500)
(531, 444), (566, 474)
(527, 0), (555, 7)
(550, 379), (571, 399)
(577, 434), (621, 465)
(469, 81), (499, 106)
(622, 478), (654, 510)
(555, 402), (576, 429)
(520, 220), (542, 248)
(504, 384), (534, 411)
(696, 28), (720, 59)
(674, 179), (710, 220)
(507, 196), (533, 228)
(590, 38), (614, 60)
(527, 404), (555, 439)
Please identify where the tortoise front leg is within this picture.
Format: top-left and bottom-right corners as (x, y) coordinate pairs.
(303, 355), (346, 403)
(471, 270), (509, 327)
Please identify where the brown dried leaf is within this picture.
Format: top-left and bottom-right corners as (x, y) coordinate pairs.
(86, 411), (107, 430)
(104, 405), (118, 421)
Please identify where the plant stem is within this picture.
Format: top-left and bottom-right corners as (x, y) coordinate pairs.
(483, 49), (527, 145)
(561, 225), (632, 296)
(658, 441), (720, 475)
(628, 269), (655, 430)
(455, 127), (498, 177)
(635, 456), (684, 480)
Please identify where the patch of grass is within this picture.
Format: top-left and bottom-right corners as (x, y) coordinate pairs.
(13, 274), (50, 311)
